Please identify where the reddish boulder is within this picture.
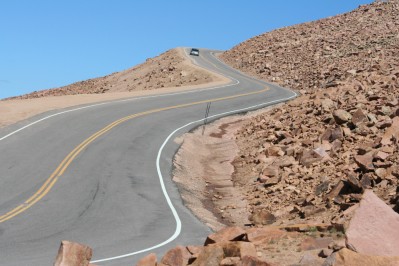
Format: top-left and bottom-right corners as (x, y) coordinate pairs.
(346, 190), (399, 256)
(159, 245), (192, 266)
(246, 228), (286, 245)
(323, 248), (399, 266)
(191, 244), (224, 266)
(354, 152), (374, 171)
(333, 109), (352, 124)
(351, 109), (368, 125)
(204, 226), (246, 245)
(54, 241), (92, 266)
(249, 209), (277, 225)
(381, 116), (399, 145)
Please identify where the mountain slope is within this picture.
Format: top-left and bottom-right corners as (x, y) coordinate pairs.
(7, 48), (219, 100)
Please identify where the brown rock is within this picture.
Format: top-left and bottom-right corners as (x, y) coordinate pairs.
(346, 190), (399, 256)
(346, 173), (362, 193)
(160, 245), (192, 266)
(322, 248), (399, 266)
(220, 257), (241, 266)
(136, 253), (157, 266)
(315, 181), (330, 196)
(324, 181), (345, 201)
(191, 244), (224, 266)
(352, 109), (368, 125)
(220, 241), (257, 258)
(241, 256), (272, 266)
(54, 241), (92, 266)
(204, 227), (246, 245)
(319, 248), (333, 258)
(249, 209), (277, 225)
(186, 245), (204, 257)
(262, 166), (279, 177)
(246, 228), (286, 245)
(300, 206), (326, 218)
(354, 152), (374, 171)
(381, 116), (399, 145)
(333, 109), (352, 124)
(375, 151), (390, 160)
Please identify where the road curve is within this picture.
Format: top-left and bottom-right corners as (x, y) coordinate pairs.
(0, 49), (296, 265)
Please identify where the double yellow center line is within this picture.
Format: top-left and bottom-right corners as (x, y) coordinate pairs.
(0, 87), (267, 223)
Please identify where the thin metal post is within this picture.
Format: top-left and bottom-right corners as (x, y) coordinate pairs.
(202, 102), (212, 135)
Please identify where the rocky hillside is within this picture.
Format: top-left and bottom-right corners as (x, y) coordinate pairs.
(6, 48), (216, 100)
(221, 1), (399, 94)
(217, 0), (399, 227)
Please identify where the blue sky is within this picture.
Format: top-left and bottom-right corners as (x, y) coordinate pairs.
(0, 0), (373, 99)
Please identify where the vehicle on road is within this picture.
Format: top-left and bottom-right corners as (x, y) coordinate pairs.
(190, 48), (199, 56)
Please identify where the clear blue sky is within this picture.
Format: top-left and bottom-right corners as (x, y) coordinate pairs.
(0, 0), (373, 99)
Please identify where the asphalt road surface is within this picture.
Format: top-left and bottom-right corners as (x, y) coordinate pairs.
(0, 49), (297, 265)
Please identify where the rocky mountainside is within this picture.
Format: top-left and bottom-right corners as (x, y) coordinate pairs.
(6, 48), (215, 100)
(217, 0), (399, 227)
(221, 1), (399, 94)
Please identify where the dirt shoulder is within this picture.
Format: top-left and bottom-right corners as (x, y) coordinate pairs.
(0, 48), (230, 128)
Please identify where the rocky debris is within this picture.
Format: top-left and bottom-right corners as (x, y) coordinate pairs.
(222, 0), (399, 227)
(345, 190), (399, 256)
(4, 48), (215, 100)
(54, 241), (93, 266)
(322, 248), (399, 266)
(221, 2), (399, 98)
(133, 225), (342, 266)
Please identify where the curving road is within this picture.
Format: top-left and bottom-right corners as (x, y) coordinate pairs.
(0, 49), (296, 265)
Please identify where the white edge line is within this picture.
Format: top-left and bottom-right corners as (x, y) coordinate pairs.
(91, 90), (298, 264)
(0, 50), (238, 142)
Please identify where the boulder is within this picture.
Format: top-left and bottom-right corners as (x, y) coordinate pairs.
(352, 109), (368, 125)
(159, 245), (192, 266)
(249, 209), (277, 225)
(354, 152), (374, 171)
(323, 248), (399, 266)
(191, 244), (224, 266)
(333, 109), (352, 124)
(220, 241), (257, 258)
(381, 116), (399, 145)
(246, 228), (286, 245)
(346, 190), (399, 256)
(54, 241), (92, 266)
(204, 227), (246, 245)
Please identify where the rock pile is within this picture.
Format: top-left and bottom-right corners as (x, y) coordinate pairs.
(221, 1), (399, 95)
(232, 81), (399, 225)
(5, 49), (214, 100)
(216, 0), (399, 226)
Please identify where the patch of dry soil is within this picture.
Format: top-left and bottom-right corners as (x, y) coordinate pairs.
(173, 107), (278, 231)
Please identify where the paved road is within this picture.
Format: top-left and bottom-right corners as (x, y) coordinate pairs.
(0, 49), (296, 265)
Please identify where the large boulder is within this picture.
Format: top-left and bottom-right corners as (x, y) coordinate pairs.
(54, 241), (92, 266)
(323, 248), (399, 266)
(204, 226), (246, 245)
(159, 245), (192, 266)
(345, 190), (399, 256)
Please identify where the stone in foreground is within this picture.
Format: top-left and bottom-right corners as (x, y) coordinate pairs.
(345, 190), (399, 256)
(54, 240), (92, 266)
